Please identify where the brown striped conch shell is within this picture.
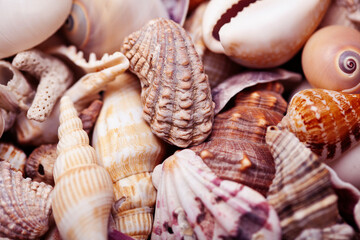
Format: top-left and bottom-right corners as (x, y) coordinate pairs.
(279, 88), (360, 162)
(295, 223), (355, 240)
(302, 25), (360, 93)
(0, 161), (53, 239)
(92, 73), (165, 240)
(151, 149), (281, 239)
(191, 82), (287, 196)
(62, 0), (169, 57)
(52, 96), (114, 240)
(0, 0), (72, 59)
(0, 60), (34, 112)
(14, 53), (129, 146)
(12, 49), (73, 122)
(266, 127), (340, 239)
(121, 18), (215, 148)
(26, 144), (57, 186)
(202, 0), (331, 68)
(0, 142), (26, 176)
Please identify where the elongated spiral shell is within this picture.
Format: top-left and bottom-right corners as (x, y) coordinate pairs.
(92, 73), (165, 240)
(0, 161), (53, 239)
(279, 88), (360, 161)
(52, 96), (114, 240)
(121, 18), (214, 148)
(266, 127), (340, 239)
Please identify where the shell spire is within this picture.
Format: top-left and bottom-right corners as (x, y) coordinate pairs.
(52, 96), (114, 240)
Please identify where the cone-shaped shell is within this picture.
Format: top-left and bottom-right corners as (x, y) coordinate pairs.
(92, 73), (165, 239)
(191, 82), (287, 195)
(151, 149), (281, 239)
(279, 88), (360, 161)
(52, 96), (113, 240)
(0, 142), (26, 175)
(0, 161), (53, 239)
(121, 18), (214, 148)
(266, 127), (340, 239)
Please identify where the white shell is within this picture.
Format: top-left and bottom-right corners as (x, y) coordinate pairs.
(0, 0), (72, 59)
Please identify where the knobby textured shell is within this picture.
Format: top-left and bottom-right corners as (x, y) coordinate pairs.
(191, 82), (287, 196)
(295, 224), (355, 240)
(92, 73), (165, 239)
(52, 96), (114, 240)
(151, 149), (281, 240)
(0, 142), (26, 176)
(266, 127), (340, 239)
(26, 144), (57, 186)
(121, 18), (214, 148)
(279, 88), (360, 162)
(0, 0), (72, 59)
(12, 49), (73, 122)
(0, 161), (53, 239)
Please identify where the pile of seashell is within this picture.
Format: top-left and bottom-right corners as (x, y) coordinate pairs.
(1, 0), (360, 239)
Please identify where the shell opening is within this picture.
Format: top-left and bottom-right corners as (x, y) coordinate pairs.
(0, 65), (14, 85)
(212, 0), (257, 41)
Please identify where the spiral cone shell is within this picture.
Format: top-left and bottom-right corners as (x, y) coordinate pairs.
(92, 73), (165, 239)
(52, 96), (113, 240)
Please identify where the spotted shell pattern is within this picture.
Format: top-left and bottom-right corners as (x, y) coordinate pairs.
(121, 18), (214, 148)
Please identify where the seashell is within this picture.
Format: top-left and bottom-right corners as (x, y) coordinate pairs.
(151, 149), (281, 239)
(52, 96), (114, 240)
(0, 0), (72, 59)
(26, 144), (57, 186)
(0, 60), (35, 112)
(121, 18), (215, 148)
(0, 109), (17, 138)
(62, 0), (169, 57)
(202, 0), (331, 68)
(302, 25), (360, 93)
(14, 53), (128, 146)
(0, 142), (26, 175)
(92, 72), (165, 240)
(12, 49), (74, 122)
(279, 88), (360, 162)
(0, 161), (53, 239)
(295, 223), (355, 240)
(78, 99), (103, 136)
(189, 0), (208, 12)
(191, 82), (287, 196)
(161, 0), (189, 25)
(266, 127), (340, 239)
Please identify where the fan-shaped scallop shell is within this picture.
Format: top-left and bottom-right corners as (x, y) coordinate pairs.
(0, 142), (26, 175)
(121, 18), (214, 148)
(151, 149), (281, 239)
(266, 127), (340, 239)
(92, 73), (165, 239)
(52, 96), (114, 240)
(0, 161), (53, 239)
(191, 82), (287, 195)
(279, 88), (360, 161)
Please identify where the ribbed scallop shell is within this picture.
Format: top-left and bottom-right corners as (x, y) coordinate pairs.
(191, 82), (287, 195)
(265, 127), (340, 239)
(121, 18), (214, 148)
(0, 142), (26, 175)
(151, 149), (281, 239)
(92, 73), (165, 239)
(52, 96), (114, 240)
(279, 88), (360, 161)
(0, 161), (53, 239)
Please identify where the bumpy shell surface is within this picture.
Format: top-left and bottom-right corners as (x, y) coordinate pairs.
(92, 73), (165, 240)
(0, 142), (26, 175)
(52, 96), (114, 240)
(295, 223), (355, 240)
(202, 0), (331, 68)
(0, 0), (72, 59)
(122, 18), (214, 147)
(279, 88), (360, 161)
(266, 127), (340, 239)
(191, 82), (287, 196)
(0, 161), (53, 239)
(26, 144), (57, 186)
(62, 0), (168, 57)
(151, 149), (281, 240)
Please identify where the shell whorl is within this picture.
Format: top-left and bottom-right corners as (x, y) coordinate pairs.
(121, 18), (214, 148)
(339, 50), (359, 75)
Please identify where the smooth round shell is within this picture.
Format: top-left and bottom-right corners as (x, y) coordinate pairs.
(302, 25), (360, 93)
